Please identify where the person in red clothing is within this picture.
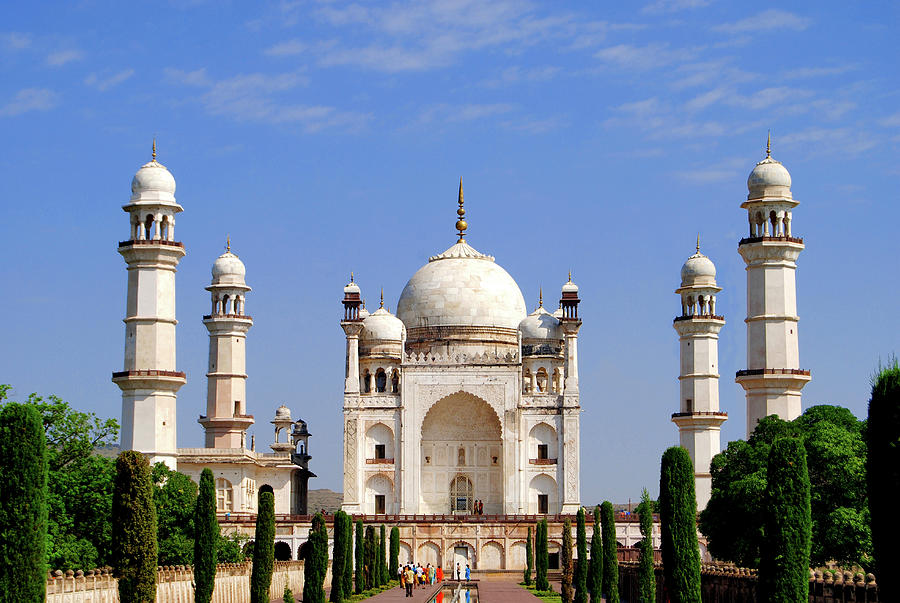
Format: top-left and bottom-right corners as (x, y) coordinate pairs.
(437, 566), (444, 582)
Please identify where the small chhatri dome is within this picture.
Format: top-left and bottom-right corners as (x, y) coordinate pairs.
(518, 306), (562, 341)
(681, 237), (717, 287)
(562, 271), (579, 294)
(274, 405), (292, 420)
(361, 307), (405, 342)
(747, 133), (791, 199)
(344, 272), (361, 295)
(211, 238), (247, 285)
(130, 140), (177, 200)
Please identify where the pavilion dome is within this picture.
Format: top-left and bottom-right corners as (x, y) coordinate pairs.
(681, 251), (717, 287)
(362, 307), (405, 342)
(518, 307), (562, 341)
(211, 250), (246, 285)
(747, 155), (791, 199)
(131, 159), (176, 200)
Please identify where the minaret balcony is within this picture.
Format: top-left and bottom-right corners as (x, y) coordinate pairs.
(736, 368), (810, 377)
(738, 235), (803, 246)
(671, 411), (728, 427)
(112, 369), (185, 379)
(119, 239), (185, 248)
(112, 369), (186, 391)
(674, 314), (724, 322)
(671, 411), (728, 418)
(203, 313), (254, 321)
(197, 414), (255, 428)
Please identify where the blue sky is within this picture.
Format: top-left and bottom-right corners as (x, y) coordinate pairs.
(1, 1), (898, 505)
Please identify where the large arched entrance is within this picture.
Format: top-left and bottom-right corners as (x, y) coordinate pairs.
(420, 392), (502, 514)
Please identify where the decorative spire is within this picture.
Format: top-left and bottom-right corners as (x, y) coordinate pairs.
(380, 287), (384, 309)
(226, 235), (231, 253)
(766, 130), (771, 158)
(696, 233), (701, 253)
(152, 138), (157, 161)
(350, 271), (354, 282)
(539, 287), (543, 308)
(568, 270), (572, 282)
(455, 177), (467, 242)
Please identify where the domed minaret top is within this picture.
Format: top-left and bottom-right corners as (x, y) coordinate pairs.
(211, 237), (249, 287)
(677, 236), (721, 318)
(680, 236), (718, 288)
(746, 132), (792, 201)
(130, 139), (179, 206)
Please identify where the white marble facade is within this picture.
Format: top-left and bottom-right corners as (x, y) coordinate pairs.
(340, 183), (582, 515)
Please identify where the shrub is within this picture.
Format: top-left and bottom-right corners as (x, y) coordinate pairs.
(659, 446), (701, 603)
(330, 511), (349, 602)
(112, 451), (158, 603)
(574, 508), (588, 603)
(364, 525), (376, 589)
(536, 519), (549, 591)
(355, 519), (364, 594)
(283, 586), (295, 603)
(759, 437), (811, 603)
(524, 525), (533, 586)
(0, 402), (48, 602)
(193, 468), (218, 603)
(390, 526), (400, 579)
(637, 489), (655, 603)
(561, 517), (574, 603)
(342, 513), (353, 596)
(302, 512), (328, 603)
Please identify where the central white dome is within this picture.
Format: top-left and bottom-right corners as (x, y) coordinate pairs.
(397, 241), (527, 331)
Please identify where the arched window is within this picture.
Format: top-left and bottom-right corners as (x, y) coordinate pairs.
(551, 368), (560, 393)
(523, 369), (533, 393)
(536, 368), (549, 393)
(144, 214), (155, 240)
(274, 542), (292, 561)
(363, 370), (372, 394)
(449, 475), (473, 513)
(375, 368), (387, 393)
(391, 369), (400, 393)
(457, 447), (466, 466)
(216, 478), (233, 512)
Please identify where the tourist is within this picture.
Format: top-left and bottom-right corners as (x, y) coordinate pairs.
(465, 564), (470, 581)
(400, 565), (406, 591)
(437, 565), (444, 583)
(404, 566), (415, 597)
(429, 563), (436, 585)
(456, 563), (461, 580)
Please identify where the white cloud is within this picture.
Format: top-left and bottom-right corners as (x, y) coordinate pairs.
(781, 64), (856, 79)
(642, 0), (712, 15)
(879, 112), (900, 127)
(165, 68), (369, 132)
(1, 32), (31, 50)
(500, 115), (567, 134)
(780, 127), (877, 155)
(482, 65), (560, 88)
(46, 49), (84, 67)
(0, 88), (59, 117)
(713, 9), (810, 34)
(416, 103), (515, 125)
(265, 39), (307, 57)
(84, 69), (135, 91)
(594, 43), (696, 71)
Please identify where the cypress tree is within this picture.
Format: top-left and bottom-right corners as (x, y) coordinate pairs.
(659, 446), (701, 603)
(302, 512), (328, 603)
(342, 514), (353, 596)
(867, 360), (900, 602)
(364, 525), (375, 589)
(250, 491), (276, 603)
(600, 501), (619, 603)
(390, 526), (400, 580)
(380, 524), (388, 586)
(587, 506), (602, 603)
(561, 517), (574, 603)
(524, 526), (533, 586)
(354, 520), (364, 594)
(637, 489), (656, 603)
(574, 508), (588, 603)
(111, 451), (158, 603)
(193, 468), (219, 603)
(535, 519), (549, 591)
(0, 403), (48, 602)
(330, 511), (348, 602)
(759, 437), (811, 603)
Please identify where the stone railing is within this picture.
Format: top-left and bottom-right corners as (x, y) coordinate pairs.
(403, 350), (519, 365)
(46, 560), (313, 603)
(618, 562), (880, 603)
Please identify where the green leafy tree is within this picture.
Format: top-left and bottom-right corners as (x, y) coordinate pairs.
(152, 462), (198, 565)
(1, 387), (119, 571)
(250, 491), (276, 603)
(302, 512), (328, 603)
(759, 437), (811, 603)
(700, 406), (870, 568)
(524, 525), (533, 586)
(217, 531), (250, 563)
(0, 401), (49, 602)
(112, 451), (158, 603)
(379, 524), (388, 586)
(600, 501), (619, 603)
(354, 520), (364, 594)
(390, 526), (400, 579)
(193, 469), (218, 603)
(637, 489), (655, 603)
(283, 586), (295, 603)
(561, 517), (574, 603)
(868, 359), (900, 601)
(659, 447), (701, 603)
(364, 525), (376, 589)
(330, 511), (349, 602)
(587, 506), (602, 603)
(574, 509), (587, 603)
(535, 519), (549, 591)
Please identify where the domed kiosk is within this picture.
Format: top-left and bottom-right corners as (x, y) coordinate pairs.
(340, 180), (583, 517)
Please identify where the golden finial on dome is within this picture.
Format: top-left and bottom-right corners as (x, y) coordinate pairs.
(696, 233), (701, 253)
(568, 270), (572, 282)
(455, 177), (467, 242)
(226, 234), (231, 253)
(380, 287), (384, 309)
(350, 271), (354, 282)
(152, 138), (157, 161)
(539, 287), (543, 308)
(766, 130), (771, 158)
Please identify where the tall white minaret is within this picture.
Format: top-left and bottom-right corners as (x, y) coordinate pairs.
(736, 136), (810, 437)
(673, 238), (726, 511)
(113, 142), (185, 469)
(558, 273), (582, 514)
(199, 240), (254, 449)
